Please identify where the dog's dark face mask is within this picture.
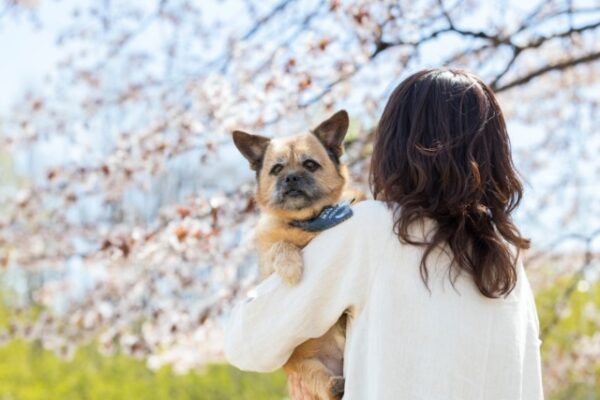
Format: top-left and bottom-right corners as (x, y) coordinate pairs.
(233, 110), (349, 218)
(273, 169), (324, 210)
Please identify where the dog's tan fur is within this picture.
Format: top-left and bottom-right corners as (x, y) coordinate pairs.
(233, 111), (357, 400)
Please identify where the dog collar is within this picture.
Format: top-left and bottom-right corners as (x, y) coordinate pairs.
(289, 201), (353, 232)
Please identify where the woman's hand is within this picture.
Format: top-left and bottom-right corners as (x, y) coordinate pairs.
(288, 374), (311, 400)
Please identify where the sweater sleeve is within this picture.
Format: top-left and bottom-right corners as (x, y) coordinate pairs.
(224, 202), (375, 372)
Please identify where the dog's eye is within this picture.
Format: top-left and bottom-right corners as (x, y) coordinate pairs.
(270, 164), (284, 175)
(303, 160), (320, 172)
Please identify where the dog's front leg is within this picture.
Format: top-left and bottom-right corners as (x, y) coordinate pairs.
(267, 241), (304, 285)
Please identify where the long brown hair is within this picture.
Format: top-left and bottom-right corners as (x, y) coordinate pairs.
(370, 68), (530, 298)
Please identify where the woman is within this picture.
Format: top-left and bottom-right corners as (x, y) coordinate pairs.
(225, 68), (544, 399)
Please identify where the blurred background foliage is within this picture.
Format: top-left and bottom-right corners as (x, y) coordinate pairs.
(0, 278), (598, 399)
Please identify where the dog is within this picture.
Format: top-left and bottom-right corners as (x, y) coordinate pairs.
(233, 110), (360, 400)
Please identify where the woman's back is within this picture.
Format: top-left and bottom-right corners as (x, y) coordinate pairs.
(339, 200), (542, 399)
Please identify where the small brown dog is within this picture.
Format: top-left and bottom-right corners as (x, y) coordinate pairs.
(233, 110), (357, 400)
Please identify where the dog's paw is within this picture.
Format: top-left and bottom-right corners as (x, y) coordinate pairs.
(328, 376), (345, 400)
(274, 251), (303, 286)
(276, 261), (303, 285)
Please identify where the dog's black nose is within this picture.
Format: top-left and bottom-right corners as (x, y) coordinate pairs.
(285, 173), (300, 183)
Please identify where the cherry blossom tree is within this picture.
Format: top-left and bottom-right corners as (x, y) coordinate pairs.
(1, 0), (599, 394)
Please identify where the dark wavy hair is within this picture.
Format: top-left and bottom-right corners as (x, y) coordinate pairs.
(370, 68), (530, 298)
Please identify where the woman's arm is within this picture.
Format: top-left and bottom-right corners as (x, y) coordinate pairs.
(224, 203), (378, 372)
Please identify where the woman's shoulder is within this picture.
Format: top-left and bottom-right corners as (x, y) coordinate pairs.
(303, 200), (396, 255)
(309, 200), (394, 244)
(327, 200), (396, 240)
(351, 200), (435, 242)
(351, 200), (395, 225)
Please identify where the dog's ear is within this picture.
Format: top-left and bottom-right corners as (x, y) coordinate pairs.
(232, 130), (271, 171)
(311, 110), (349, 160)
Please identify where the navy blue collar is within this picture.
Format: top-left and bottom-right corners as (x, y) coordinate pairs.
(289, 201), (353, 232)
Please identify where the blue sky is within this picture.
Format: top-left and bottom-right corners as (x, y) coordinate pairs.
(0, 2), (69, 112)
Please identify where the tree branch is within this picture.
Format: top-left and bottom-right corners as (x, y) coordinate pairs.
(494, 50), (600, 92)
(526, 20), (600, 50)
(196, 0), (299, 73)
(241, 0), (296, 40)
(489, 47), (522, 89)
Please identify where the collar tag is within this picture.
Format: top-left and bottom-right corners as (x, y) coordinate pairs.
(290, 201), (353, 232)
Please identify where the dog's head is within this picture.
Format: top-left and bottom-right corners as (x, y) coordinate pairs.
(233, 110), (349, 220)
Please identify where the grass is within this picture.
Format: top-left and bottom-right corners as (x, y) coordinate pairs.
(0, 340), (287, 400)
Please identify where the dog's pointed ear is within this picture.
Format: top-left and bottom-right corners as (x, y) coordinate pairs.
(232, 130), (271, 171)
(311, 110), (349, 159)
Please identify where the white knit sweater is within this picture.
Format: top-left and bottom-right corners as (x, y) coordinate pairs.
(225, 200), (544, 400)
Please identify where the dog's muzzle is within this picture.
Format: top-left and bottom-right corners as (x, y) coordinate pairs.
(274, 173), (322, 208)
